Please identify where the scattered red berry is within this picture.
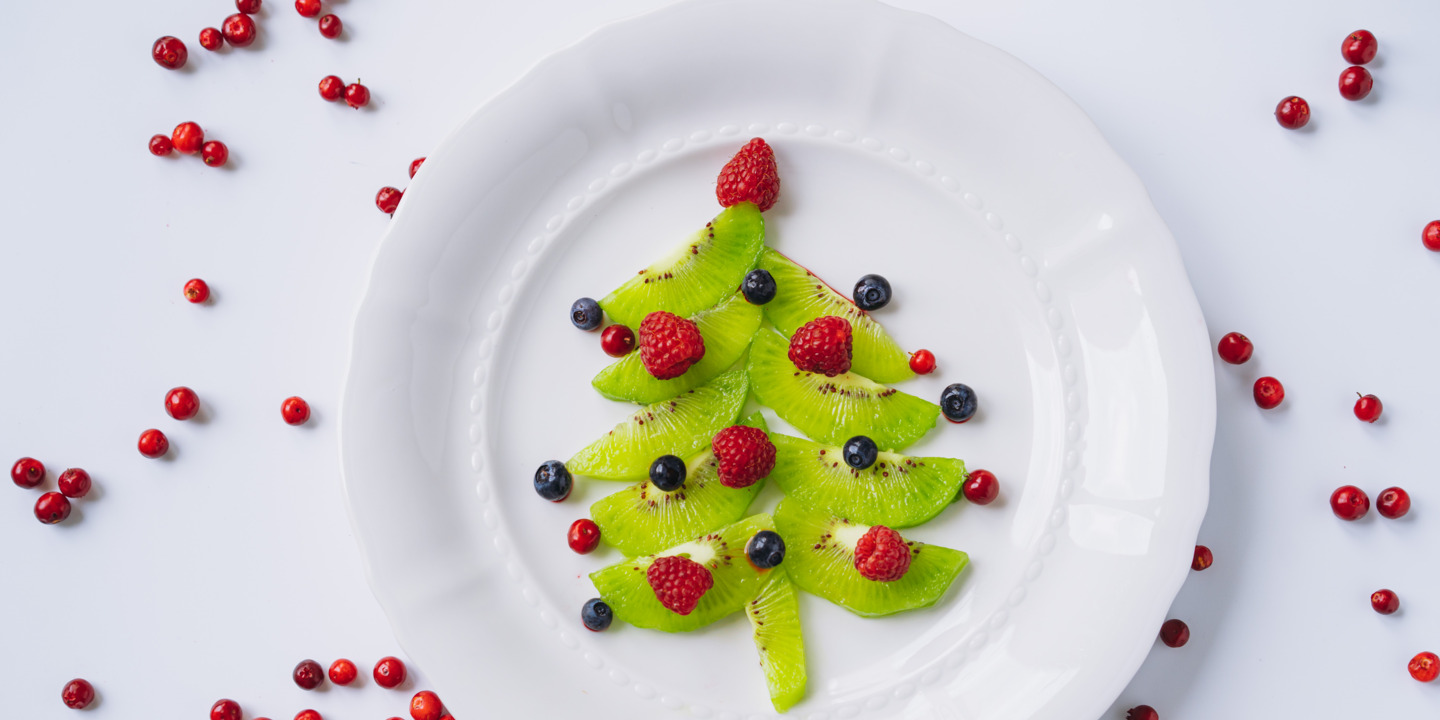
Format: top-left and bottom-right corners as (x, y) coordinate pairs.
(1377, 487), (1411, 519)
(1127, 707), (1159, 720)
(293, 659), (324, 689)
(318, 14), (342, 38)
(410, 690), (443, 720)
(409, 157), (425, 178)
(61, 678), (95, 709)
(202, 141), (229, 167)
(376, 187), (403, 215)
(1159, 619), (1190, 648)
(1216, 332), (1253, 364)
(1424, 221), (1440, 252)
(1330, 485), (1370, 521)
(711, 425), (776, 489)
(57, 468), (91, 499)
(282, 396), (311, 426)
(35, 492), (71, 524)
(637, 311), (706, 380)
(787, 315), (852, 376)
(908, 349), (936, 375)
(199, 27), (224, 51)
(568, 518), (601, 554)
(317, 75), (345, 101)
(138, 429), (170, 459)
(961, 469), (999, 505)
(1274, 96), (1310, 130)
(221, 14), (257, 47)
(184, 278), (211, 303)
(295, 0), (321, 17)
(1353, 393), (1382, 422)
(716, 137), (780, 212)
(1372, 588), (1400, 615)
(172, 122), (205, 155)
(294, 711), (322, 720)
(344, 82), (370, 109)
(328, 658), (358, 685)
(1342, 29), (1378, 65)
(373, 656), (407, 688)
(1192, 545), (1213, 571)
(236, 0), (262, 14)
(152, 36), (188, 69)
(211, 699), (242, 720)
(1253, 376), (1284, 409)
(600, 325), (635, 357)
(1411, 652), (1439, 682)
(1338, 66), (1373, 101)
(149, 134), (175, 156)
(854, 525), (912, 582)
(646, 555), (714, 615)
(11, 457), (45, 488)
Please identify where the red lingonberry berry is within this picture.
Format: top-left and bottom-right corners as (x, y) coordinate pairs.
(1159, 619), (1190, 648)
(1377, 487), (1410, 519)
(294, 711), (322, 720)
(1372, 589), (1400, 615)
(138, 429), (170, 458)
(908, 349), (936, 375)
(1253, 376), (1284, 409)
(211, 699), (242, 720)
(1338, 66), (1373, 101)
(344, 82), (370, 109)
(600, 325), (635, 357)
(1275, 96), (1310, 130)
(152, 36), (188, 69)
(410, 690), (443, 720)
(35, 492), (71, 524)
(1126, 707), (1159, 720)
(1342, 29), (1378, 65)
(711, 425), (776, 489)
(373, 656), (407, 688)
(202, 141), (229, 167)
(184, 278), (211, 303)
(376, 187), (403, 215)
(409, 157), (426, 178)
(1192, 545), (1213, 571)
(1330, 485), (1370, 521)
(787, 315), (853, 376)
(318, 75), (344, 101)
(11, 457), (45, 488)
(716, 137), (780, 211)
(282, 396), (311, 426)
(149, 134), (175, 156)
(295, 0), (321, 17)
(961, 469), (999, 505)
(222, 13), (257, 47)
(854, 525), (911, 582)
(57, 468), (91, 499)
(328, 658), (357, 685)
(568, 518), (601, 554)
(1353, 393), (1382, 423)
(172, 122), (205, 155)
(199, 27), (225, 51)
(318, 14), (342, 38)
(1216, 332), (1252, 364)
(1424, 221), (1440, 252)
(1411, 652), (1439, 682)
(236, 0), (262, 14)
(61, 678), (95, 709)
(646, 555), (714, 615)
(293, 659), (324, 689)
(638, 311), (706, 380)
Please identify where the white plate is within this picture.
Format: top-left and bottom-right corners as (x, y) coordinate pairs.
(338, 0), (1215, 717)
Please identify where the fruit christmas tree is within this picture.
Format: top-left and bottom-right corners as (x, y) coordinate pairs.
(540, 138), (985, 713)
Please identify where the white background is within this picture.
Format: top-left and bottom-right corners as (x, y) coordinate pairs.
(2, 0), (1436, 717)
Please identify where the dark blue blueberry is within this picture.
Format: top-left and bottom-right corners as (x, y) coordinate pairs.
(940, 383), (977, 423)
(742, 269), (777, 305)
(570, 297), (602, 331)
(581, 597), (613, 632)
(534, 460), (573, 502)
(852, 274), (892, 311)
(842, 435), (878, 470)
(745, 530), (786, 569)
(649, 454), (686, 492)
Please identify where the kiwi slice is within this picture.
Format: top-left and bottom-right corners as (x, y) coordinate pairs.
(774, 498), (968, 618)
(591, 291), (762, 404)
(599, 203), (765, 328)
(748, 329), (938, 451)
(568, 367), (748, 480)
(758, 249), (913, 384)
(746, 568), (807, 713)
(768, 433), (966, 528)
(591, 413), (769, 556)
(589, 513), (777, 632)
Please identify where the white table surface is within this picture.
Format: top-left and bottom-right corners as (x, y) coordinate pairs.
(4, 1), (1435, 717)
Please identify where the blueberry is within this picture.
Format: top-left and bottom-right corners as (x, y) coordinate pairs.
(649, 454), (687, 492)
(842, 435), (878, 470)
(534, 460), (573, 501)
(852, 274), (892, 311)
(745, 530), (786, 569)
(742, 269), (777, 305)
(940, 383), (977, 423)
(581, 598), (613, 632)
(570, 297), (602, 330)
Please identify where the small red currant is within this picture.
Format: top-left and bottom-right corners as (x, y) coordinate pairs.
(318, 75), (344, 101)
(328, 658), (357, 685)
(568, 519), (601, 554)
(295, 0), (321, 17)
(376, 187), (403, 215)
(293, 659), (324, 689)
(318, 14), (343, 38)
(222, 14), (257, 47)
(199, 27), (225, 51)
(410, 691), (443, 720)
(58, 468), (91, 499)
(1424, 221), (1440, 252)
(1159, 619), (1189, 648)
(152, 36), (188, 69)
(294, 711), (322, 720)
(1192, 545), (1213, 571)
(1274, 96), (1310, 130)
(282, 397), (311, 426)
(908, 349), (936, 375)
(1253, 376), (1284, 409)
(202, 140), (229, 167)
(1126, 707), (1159, 720)
(237, 0), (262, 14)
(1216, 332), (1252, 364)
(165, 386), (200, 421)
(1372, 588), (1400, 615)
(1330, 485), (1369, 521)
(1353, 393), (1382, 422)
(35, 492), (71, 524)
(344, 82), (370, 109)
(1338, 66), (1373, 101)
(410, 157), (426, 178)
(601, 325), (635, 357)
(11, 457), (45, 488)
(149, 134), (175, 156)
(962, 469), (999, 505)
(138, 429), (170, 459)
(374, 656), (407, 688)
(1377, 487), (1410, 519)
(184, 278), (211, 303)
(1411, 652), (1439, 682)
(211, 700), (242, 720)
(172, 122), (205, 155)
(1342, 29), (1378, 65)
(61, 679), (95, 709)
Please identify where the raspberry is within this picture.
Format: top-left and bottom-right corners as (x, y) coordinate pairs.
(854, 525), (911, 582)
(788, 315), (853, 376)
(646, 555), (714, 615)
(716, 138), (780, 212)
(711, 426), (776, 488)
(638, 311), (706, 380)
